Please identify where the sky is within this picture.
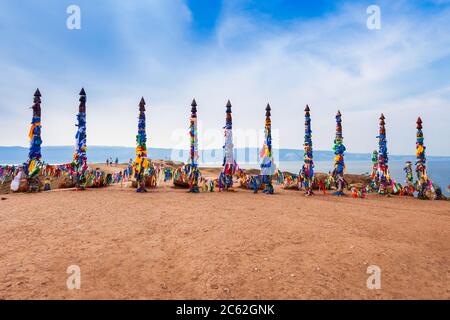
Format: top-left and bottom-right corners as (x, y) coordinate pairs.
(0, 0), (449, 155)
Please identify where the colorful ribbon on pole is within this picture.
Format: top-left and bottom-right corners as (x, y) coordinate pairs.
(300, 105), (314, 196)
(331, 110), (346, 195)
(24, 89), (43, 192)
(415, 117), (434, 199)
(373, 114), (391, 194)
(188, 99), (200, 193)
(260, 103), (275, 194)
(134, 97), (149, 192)
(220, 100), (236, 190)
(403, 161), (415, 196)
(370, 150), (378, 190)
(73, 88), (88, 189)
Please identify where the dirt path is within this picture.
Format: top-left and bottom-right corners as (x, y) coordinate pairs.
(0, 183), (448, 299)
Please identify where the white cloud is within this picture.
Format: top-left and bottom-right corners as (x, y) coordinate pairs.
(0, 0), (449, 156)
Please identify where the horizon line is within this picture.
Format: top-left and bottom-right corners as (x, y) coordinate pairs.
(1, 145), (449, 158)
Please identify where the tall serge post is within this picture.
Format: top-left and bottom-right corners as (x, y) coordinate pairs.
(24, 88), (43, 192)
(331, 110), (346, 195)
(73, 88), (88, 189)
(135, 97), (149, 193)
(403, 161), (414, 196)
(370, 150), (378, 190)
(221, 100), (235, 190)
(260, 103), (275, 194)
(188, 99), (200, 193)
(301, 105), (314, 196)
(415, 117), (434, 199)
(374, 113), (391, 194)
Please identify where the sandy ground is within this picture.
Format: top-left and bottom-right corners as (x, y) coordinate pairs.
(0, 178), (449, 300)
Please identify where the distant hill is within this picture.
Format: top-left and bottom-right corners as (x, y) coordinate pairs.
(1, 146), (449, 165)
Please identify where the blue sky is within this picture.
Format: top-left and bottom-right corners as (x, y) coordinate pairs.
(0, 0), (449, 155)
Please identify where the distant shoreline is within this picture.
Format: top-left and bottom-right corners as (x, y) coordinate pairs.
(1, 146), (449, 166)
